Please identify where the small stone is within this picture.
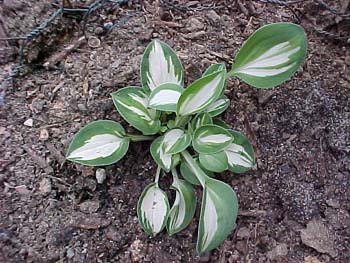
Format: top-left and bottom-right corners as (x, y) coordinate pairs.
(0, 229), (10, 242)
(31, 98), (44, 112)
(15, 185), (30, 195)
(71, 213), (110, 229)
(88, 36), (101, 48)
(326, 199), (340, 208)
(39, 178), (52, 195)
(304, 256), (322, 263)
(77, 103), (87, 112)
(236, 227), (250, 239)
(199, 252), (211, 262)
(106, 226), (122, 242)
(96, 168), (106, 184)
(103, 22), (113, 29)
(0, 127), (6, 135)
(24, 118), (33, 127)
(139, 29), (153, 42)
(185, 17), (204, 32)
(267, 243), (288, 260)
(39, 129), (49, 141)
(66, 248), (75, 259)
(206, 10), (221, 23)
(94, 27), (104, 35)
(79, 200), (100, 214)
(345, 55), (350, 66)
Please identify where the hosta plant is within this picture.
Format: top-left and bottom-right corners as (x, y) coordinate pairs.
(66, 23), (307, 254)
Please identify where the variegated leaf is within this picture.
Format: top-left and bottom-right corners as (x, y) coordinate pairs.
(177, 70), (226, 116)
(197, 178), (238, 254)
(148, 83), (184, 112)
(162, 128), (191, 154)
(167, 176), (196, 236)
(230, 23), (307, 88)
(224, 130), (256, 173)
(180, 151), (238, 255)
(202, 63), (226, 77)
(205, 96), (230, 117)
(66, 120), (129, 166)
(150, 137), (173, 172)
(141, 39), (184, 93)
(137, 183), (170, 236)
(111, 87), (160, 135)
(199, 151), (228, 173)
(192, 124), (233, 154)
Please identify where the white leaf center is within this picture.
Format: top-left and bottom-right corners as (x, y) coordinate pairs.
(147, 41), (182, 91)
(68, 134), (122, 161)
(225, 143), (253, 167)
(179, 73), (223, 115)
(149, 89), (181, 107)
(201, 188), (218, 251)
(141, 186), (168, 234)
(163, 129), (184, 152)
(199, 134), (232, 144)
(237, 41), (300, 77)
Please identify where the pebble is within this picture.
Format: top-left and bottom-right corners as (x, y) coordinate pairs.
(106, 226), (123, 242)
(94, 26), (104, 35)
(206, 10), (221, 23)
(31, 98), (44, 112)
(77, 103), (87, 112)
(15, 185), (30, 195)
(0, 229), (10, 242)
(96, 168), (106, 184)
(88, 36), (101, 48)
(66, 248), (75, 259)
(185, 17), (204, 32)
(236, 227), (250, 239)
(199, 252), (211, 262)
(267, 243), (288, 260)
(24, 118), (33, 127)
(39, 178), (52, 195)
(39, 129), (49, 141)
(344, 55), (350, 66)
(326, 199), (340, 208)
(79, 200), (100, 214)
(71, 213), (110, 230)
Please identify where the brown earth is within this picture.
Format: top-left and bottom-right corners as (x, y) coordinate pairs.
(0, 0), (349, 262)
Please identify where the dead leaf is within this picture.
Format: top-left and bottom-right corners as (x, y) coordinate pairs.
(301, 218), (338, 258)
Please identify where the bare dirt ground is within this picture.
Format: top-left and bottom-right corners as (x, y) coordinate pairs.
(1, 0), (349, 262)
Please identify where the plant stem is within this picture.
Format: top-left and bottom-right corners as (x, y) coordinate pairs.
(171, 167), (179, 183)
(180, 150), (208, 187)
(126, 134), (155, 142)
(225, 70), (235, 80)
(154, 166), (161, 185)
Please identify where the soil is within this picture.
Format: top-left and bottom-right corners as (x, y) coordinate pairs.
(1, 0), (350, 262)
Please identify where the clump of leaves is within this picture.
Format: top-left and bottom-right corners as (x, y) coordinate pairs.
(66, 23), (307, 254)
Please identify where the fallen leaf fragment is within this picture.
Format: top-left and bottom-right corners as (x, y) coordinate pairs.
(301, 218), (338, 258)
